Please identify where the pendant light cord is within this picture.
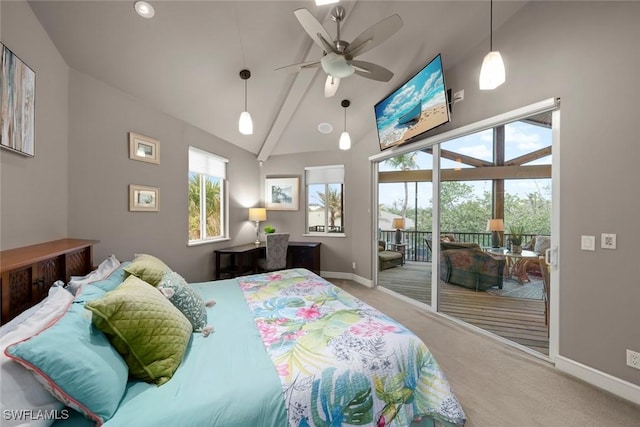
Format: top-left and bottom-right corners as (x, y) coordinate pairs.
(343, 106), (347, 132)
(489, 0), (493, 51)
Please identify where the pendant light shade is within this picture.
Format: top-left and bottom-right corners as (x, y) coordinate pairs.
(479, 0), (505, 90)
(339, 100), (351, 150)
(479, 51), (505, 90)
(238, 69), (253, 135)
(339, 132), (351, 150)
(239, 111), (253, 135)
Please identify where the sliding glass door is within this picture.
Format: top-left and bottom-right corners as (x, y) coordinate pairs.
(374, 102), (556, 357)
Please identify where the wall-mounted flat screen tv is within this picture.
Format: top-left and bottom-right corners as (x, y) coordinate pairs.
(374, 53), (450, 151)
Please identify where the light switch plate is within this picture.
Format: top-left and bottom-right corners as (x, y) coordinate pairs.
(601, 233), (617, 249)
(581, 235), (595, 251)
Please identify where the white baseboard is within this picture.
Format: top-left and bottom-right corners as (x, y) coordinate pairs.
(321, 271), (372, 288)
(555, 356), (640, 405)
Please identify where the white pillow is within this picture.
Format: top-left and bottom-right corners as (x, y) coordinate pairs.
(0, 288), (74, 427)
(66, 254), (120, 295)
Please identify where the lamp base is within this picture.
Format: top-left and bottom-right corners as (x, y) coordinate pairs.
(395, 228), (403, 244)
(491, 231), (501, 248)
(254, 221), (261, 245)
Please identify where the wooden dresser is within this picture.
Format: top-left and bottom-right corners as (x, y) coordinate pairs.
(0, 238), (98, 324)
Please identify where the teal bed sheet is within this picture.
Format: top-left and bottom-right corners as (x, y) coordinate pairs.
(53, 278), (287, 427)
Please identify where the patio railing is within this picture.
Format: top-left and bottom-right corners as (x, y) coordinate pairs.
(379, 230), (540, 262)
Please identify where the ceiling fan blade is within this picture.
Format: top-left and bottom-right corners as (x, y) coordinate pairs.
(294, 9), (336, 53)
(351, 60), (394, 82)
(275, 60), (321, 73)
(344, 14), (403, 59)
(324, 75), (340, 98)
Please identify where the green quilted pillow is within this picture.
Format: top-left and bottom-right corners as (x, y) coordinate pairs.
(85, 275), (192, 385)
(123, 253), (171, 286)
(157, 271), (213, 335)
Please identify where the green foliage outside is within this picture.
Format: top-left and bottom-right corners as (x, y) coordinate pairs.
(381, 180), (551, 236)
(188, 173), (221, 241)
(314, 186), (343, 227)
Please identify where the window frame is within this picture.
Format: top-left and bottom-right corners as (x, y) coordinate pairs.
(187, 147), (229, 246)
(304, 165), (346, 237)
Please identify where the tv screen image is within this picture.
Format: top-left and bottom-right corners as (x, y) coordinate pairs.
(375, 54), (450, 151)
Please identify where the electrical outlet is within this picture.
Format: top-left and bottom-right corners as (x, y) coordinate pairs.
(352, 262), (356, 269)
(601, 233), (617, 249)
(627, 350), (640, 369)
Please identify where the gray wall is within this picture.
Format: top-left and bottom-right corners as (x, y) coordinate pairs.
(350, 1), (640, 386)
(67, 69), (261, 283)
(259, 151), (354, 274)
(0, 1), (69, 250)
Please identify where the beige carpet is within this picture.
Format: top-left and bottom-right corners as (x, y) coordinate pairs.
(330, 279), (640, 427)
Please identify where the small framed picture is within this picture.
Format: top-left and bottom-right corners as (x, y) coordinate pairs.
(129, 185), (159, 212)
(265, 177), (299, 211)
(129, 132), (160, 164)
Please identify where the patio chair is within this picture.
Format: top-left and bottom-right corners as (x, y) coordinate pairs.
(539, 255), (551, 333)
(378, 240), (404, 270)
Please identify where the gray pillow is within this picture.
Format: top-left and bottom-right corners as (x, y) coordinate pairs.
(157, 271), (213, 335)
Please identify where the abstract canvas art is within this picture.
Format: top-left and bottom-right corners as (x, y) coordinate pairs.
(1, 44), (36, 157)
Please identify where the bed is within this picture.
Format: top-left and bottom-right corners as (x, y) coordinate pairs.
(1, 256), (466, 427)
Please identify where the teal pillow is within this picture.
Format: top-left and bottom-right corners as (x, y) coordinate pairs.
(90, 261), (131, 292)
(5, 286), (129, 424)
(86, 276), (192, 385)
(157, 271), (208, 332)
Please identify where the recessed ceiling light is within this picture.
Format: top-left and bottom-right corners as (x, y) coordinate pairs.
(317, 123), (333, 134)
(134, 1), (155, 18)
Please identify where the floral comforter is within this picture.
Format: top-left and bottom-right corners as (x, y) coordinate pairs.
(238, 269), (466, 427)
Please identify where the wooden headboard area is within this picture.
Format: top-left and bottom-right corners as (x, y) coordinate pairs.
(0, 239), (98, 324)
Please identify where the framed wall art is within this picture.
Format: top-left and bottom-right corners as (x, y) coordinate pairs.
(129, 184), (159, 212)
(129, 132), (160, 164)
(1, 44), (36, 157)
(265, 177), (299, 211)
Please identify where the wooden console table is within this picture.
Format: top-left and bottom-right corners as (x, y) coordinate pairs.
(214, 241), (321, 280)
(0, 238), (98, 324)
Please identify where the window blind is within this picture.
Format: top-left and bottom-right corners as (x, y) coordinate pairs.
(305, 165), (344, 184)
(189, 146), (228, 179)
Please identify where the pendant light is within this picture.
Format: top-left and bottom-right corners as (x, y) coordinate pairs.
(339, 99), (351, 150)
(238, 69), (253, 135)
(479, 0), (505, 90)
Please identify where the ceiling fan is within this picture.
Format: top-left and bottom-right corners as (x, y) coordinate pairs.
(277, 6), (403, 97)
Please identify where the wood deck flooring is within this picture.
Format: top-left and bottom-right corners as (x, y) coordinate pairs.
(378, 261), (549, 355)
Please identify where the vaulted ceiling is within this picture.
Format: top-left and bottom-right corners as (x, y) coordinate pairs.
(28, 0), (527, 161)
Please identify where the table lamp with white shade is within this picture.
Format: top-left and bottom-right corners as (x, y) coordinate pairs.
(391, 218), (405, 244)
(249, 208), (267, 244)
(487, 218), (504, 248)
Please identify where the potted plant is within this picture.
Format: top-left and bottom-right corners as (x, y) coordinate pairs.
(508, 224), (526, 254)
(263, 225), (276, 234)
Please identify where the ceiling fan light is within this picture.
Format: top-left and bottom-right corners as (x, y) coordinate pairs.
(321, 52), (355, 79)
(239, 111), (253, 135)
(479, 51), (505, 90)
(339, 131), (351, 150)
(324, 75), (339, 97)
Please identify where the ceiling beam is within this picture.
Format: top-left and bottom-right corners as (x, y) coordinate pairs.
(379, 164), (552, 183)
(257, 3), (358, 162)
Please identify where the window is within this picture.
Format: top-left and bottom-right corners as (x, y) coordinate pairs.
(188, 147), (228, 244)
(305, 165), (345, 235)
